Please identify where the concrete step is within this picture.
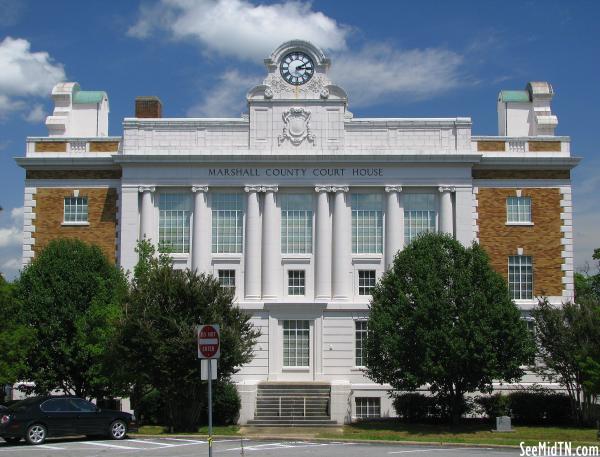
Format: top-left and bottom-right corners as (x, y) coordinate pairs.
(247, 419), (338, 426)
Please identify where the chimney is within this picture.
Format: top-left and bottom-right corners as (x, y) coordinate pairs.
(135, 96), (162, 118)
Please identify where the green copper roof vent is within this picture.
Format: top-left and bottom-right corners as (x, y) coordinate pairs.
(73, 90), (107, 104)
(498, 90), (530, 103)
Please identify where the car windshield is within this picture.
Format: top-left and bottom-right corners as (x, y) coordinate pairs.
(7, 397), (41, 412)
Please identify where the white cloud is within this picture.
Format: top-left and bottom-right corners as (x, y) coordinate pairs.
(187, 70), (261, 117)
(128, 0), (349, 61)
(0, 206), (23, 280)
(330, 44), (464, 107)
(0, 206), (23, 248)
(24, 104), (46, 123)
(0, 37), (65, 118)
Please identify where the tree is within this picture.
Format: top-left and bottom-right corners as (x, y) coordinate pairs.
(14, 239), (127, 399)
(365, 233), (534, 424)
(0, 275), (34, 402)
(531, 297), (600, 425)
(113, 241), (259, 432)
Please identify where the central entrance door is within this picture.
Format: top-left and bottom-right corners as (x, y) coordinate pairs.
(274, 318), (316, 381)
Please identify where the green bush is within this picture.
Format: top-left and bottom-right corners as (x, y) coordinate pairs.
(475, 393), (510, 419)
(134, 389), (166, 426)
(508, 388), (572, 425)
(393, 393), (441, 421)
(211, 381), (241, 425)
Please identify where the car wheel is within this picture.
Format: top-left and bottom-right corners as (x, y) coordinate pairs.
(4, 437), (21, 444)
(25, 424), (47, 445)
(109, 420), (127, 440)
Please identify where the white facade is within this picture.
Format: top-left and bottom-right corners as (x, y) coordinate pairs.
(18, 40), (580, 423)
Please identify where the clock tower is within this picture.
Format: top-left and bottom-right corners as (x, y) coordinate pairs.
(247, 40), (349, 151)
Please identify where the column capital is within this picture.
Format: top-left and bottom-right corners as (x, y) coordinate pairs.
(315, 185), (349, 193)
(385, 185), (403, 193)
(244, 185), (278, 193)
(138, 185), (155, 193)
(438, 186), (456, 193)
(191, 185), (209, 193)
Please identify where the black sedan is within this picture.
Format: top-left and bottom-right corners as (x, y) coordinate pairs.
(0, 396), (137, 445)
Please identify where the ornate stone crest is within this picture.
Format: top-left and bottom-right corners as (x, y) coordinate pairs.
(278, 107), (315, 146)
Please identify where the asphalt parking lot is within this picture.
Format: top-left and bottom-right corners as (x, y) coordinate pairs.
(0, 437), (523, 456)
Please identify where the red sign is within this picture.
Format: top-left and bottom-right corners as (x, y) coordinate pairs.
(198, 324), (220, 359)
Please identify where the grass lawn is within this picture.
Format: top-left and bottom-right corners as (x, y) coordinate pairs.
(317, 420), (599, 447)
(136, 425), (240, 436)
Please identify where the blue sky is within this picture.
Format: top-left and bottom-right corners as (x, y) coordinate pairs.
(0, 0), (598, 279)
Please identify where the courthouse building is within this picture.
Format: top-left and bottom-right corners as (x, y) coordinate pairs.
(17, 40), (579, 424)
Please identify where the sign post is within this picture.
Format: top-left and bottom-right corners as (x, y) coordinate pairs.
(198, 324), (220, 457)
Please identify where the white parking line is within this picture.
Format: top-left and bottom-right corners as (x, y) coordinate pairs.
(36, 444), (65, 450)
(161, 438), (207, 444)
(86, 441), (140, 450)
(128, 438), (176, 447)
(388, 448), (494, 454)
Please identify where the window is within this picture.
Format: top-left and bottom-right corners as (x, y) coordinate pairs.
(352, 194), (383, 254)
(64, 196), (88, 223)
(509, 255), (533, 300)
(358, 270), (376, 296)
(283, 320), (310, 367)
(288, 270), (305, 295)
(71, 399), (96, 412)
(158, 193), (191, 253)
(212, 193), (243, 253)
(218, 270), (236, 293)
(281, 194), (313, 254)
(355, 320), (368, 367)
(404, 193), (436, 245)
(355, 397), (381, 419)
(507, 196), (532, 223)
(40, 398), (77, 413)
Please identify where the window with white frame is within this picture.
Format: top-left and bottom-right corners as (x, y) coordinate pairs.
(507, 196), (532, 223)
(358, 270), (376, 296)
(158, 193), (191, 253)
(355, 320), (368, 367)
(281, 194), (313, 254)
(212, 193), (243, 253)
(509, 255), (533, 300)
(63, 196), (88, 223)
(218, 270), (236, 293)
(283, 320), (310, 367)
(355, 397), (381, 419)
(404, 193), (436, 245)
(288, 270), (305, 296)
(352, 193), (383, 254)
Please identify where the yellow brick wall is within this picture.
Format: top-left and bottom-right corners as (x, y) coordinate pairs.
(33, 188), (118, 263)
(477, 187), (563, 296)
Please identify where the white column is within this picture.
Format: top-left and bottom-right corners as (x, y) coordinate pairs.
(191, 186), (210, 274)
(438, 186), (455, 236)
(331, 186), (351, 300)
(138, 186), (155, 241)
(385, 185), (403, 269)
(315, 186), (332, 300)
(261, 186), (279, 299)
(244, 186), (262, 299)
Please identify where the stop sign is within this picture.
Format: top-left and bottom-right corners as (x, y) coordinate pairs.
(198, 324), (220, 359)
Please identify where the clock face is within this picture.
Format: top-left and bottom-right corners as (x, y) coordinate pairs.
(280, 51), (314, 85)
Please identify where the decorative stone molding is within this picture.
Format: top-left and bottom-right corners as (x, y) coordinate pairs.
(278, 107), (315, 146)
(320, 87), (330, 99)
(315, 185), (349, 193)
(264, 86), (273, 99)
(138, 185), (156, 193)
(384, 185), (403, 193)
(438, 186), (456, 193)
(244, 185), (279, 193)
(191, 185), (209, 193)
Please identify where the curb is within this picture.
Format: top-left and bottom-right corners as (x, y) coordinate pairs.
(130, 433), (521, 449)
